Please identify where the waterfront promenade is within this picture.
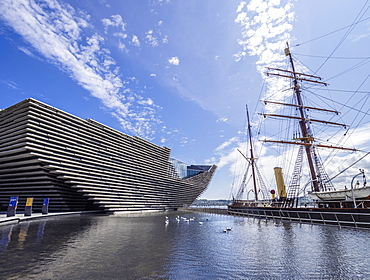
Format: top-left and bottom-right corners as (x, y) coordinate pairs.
(0, 211), (101, 226)
(185, 207), (228, 215)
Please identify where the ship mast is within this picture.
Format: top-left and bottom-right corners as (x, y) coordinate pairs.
(284, 43), (320, 192)
(261, 44), (356, 193)
(246, 105), (259, 201)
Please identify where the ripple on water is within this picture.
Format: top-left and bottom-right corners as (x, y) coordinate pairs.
(1, 213), (370, 279)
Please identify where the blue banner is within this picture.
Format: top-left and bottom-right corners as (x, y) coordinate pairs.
(8, 197), (18, 207)
(43, 198), (50, 206)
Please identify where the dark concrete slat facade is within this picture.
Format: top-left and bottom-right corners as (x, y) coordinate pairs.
(0, 99), (216, 213)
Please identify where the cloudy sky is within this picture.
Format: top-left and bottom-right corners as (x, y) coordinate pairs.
(1, 0), (370, 199)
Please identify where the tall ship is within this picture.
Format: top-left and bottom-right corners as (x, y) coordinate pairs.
(228, 43), (370, 229)
(0, 98), (216, 213)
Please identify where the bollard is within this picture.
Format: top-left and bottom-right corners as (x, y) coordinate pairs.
(24, 197), (34, 216)
(42, 198), (50, 214)
(7, 197), (18, 217)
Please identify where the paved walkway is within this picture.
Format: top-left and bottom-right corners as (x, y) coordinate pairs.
(0, 211), (102, 226)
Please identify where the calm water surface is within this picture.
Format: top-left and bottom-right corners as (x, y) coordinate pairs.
(1, 212), (370, 279)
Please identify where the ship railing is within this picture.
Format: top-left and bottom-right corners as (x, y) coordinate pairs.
(231, 199), (274, 207)
(313, 199), (370, 209)
(227, 206), (370, 229)
(231, 198), (370, 209)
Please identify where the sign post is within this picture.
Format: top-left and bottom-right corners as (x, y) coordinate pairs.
(42, 198), (50, 214)
(7, 197), (18, 217)
(24, 198), (34, 216)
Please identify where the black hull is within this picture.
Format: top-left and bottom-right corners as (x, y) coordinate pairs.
(228, 206), (370, 229)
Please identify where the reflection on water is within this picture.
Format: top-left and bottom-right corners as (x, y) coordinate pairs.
(0, 212), (370, 279)
(0, 225), (13, 252)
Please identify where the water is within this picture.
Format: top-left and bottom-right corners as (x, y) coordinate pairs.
(1, 212), (370, 279)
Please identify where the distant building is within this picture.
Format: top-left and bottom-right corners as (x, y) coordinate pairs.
(0, 98), (216, 213)
(169, 158), (187, 178)
(187, 165), (214, 178)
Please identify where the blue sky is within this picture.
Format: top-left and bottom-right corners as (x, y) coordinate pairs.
(1, 0), (370, 199)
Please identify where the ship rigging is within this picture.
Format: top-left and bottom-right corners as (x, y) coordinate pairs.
(229, 43), (370, 228)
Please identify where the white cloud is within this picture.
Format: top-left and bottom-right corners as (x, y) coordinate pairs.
(150, 0), (171, 5)
(215, 137), (238, 152)
(168, 56), (180, 65)
(217, 149), (239, 169)
(353, 32), (370, 42)
(145, 29), (159, 46)
(113, 32), (127, 39)
(102, 14), (126, 33)
(143, 26), (168, 47)
(162, 35), (168, 44)
(132, 35), (140, 47)
(217, 117), (228, 123)
(1, 79), (19, 90)
(0, 0), (161, 139)
(181, 137), (188, 145)
(235, 0), (295, 102)
(18, 46), (38, 59)
(138, 98), (154, 106)
(118, 42), (127, 52)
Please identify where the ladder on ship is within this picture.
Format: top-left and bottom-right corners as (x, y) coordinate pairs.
(256, 166), (270, 200)
(285, 146), (304, 207)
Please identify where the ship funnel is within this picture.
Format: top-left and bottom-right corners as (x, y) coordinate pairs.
(274, 167), (287, 199)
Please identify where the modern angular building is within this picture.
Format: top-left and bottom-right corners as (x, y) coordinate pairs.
(0, 98), (216, 213)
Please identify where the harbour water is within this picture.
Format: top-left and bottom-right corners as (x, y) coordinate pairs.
(1, 211), (370, 279)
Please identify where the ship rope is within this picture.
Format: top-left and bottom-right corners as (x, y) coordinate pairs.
(314, 1), (370, 73)
(229, 146), (243, 201)
(302, 79), (370, 177)
(294, 15), (370, 47)
(235, 164), (251, 200)
(255, 165), (269, 200)
(311, 146), (334, 191)
(284, 69), (370, 186)
(328, 151), (370, 182)
(285, 145), (304, 207)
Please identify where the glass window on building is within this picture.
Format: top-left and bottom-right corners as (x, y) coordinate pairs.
(169, 158), (187, 178)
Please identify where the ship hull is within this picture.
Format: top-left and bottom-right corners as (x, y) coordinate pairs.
(310, 187), (370, 201)
(228, 205), (370, 229)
